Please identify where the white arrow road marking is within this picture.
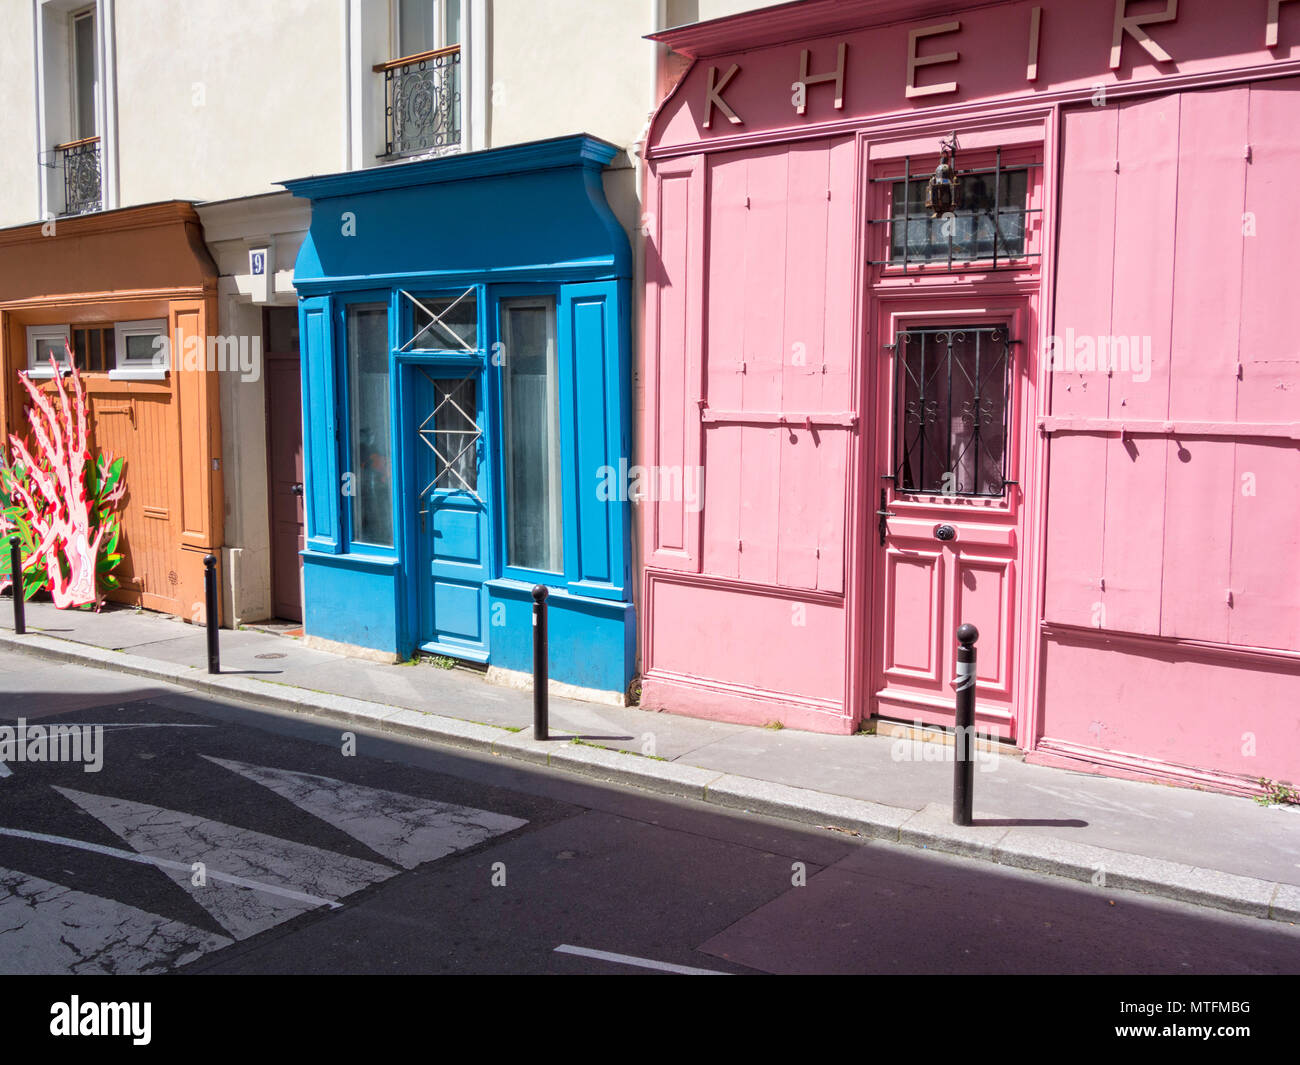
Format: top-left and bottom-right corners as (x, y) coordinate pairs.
(0, 763), (10, 779)
(0, 865), (232, 975)
(554, 945), (729, 975)
(53, 787), (396, 940)
(203, 756), (527, 869)
(0, 825), (342, 909)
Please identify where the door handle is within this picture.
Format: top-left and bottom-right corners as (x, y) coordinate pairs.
(290, 482), (304, 496)
(877, 489), (895, 546)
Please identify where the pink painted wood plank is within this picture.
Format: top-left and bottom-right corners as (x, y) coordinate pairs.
(1108, 94), (1179, 423)
(1100, 434), (1167, 635)
(1051, 105), (1117, 421)
(1168, 87), (1247, 423)
(737, 425), (781, 585)
(1159, 438), (1233, 643)
(816, 429), (848, 595)
(1239, 77), (1300, 423)
(776, 426), (821, 591)
(1228, 441), (1300, 651)
(1042, 435), (1106, 627)
(739, 146), (789, 414)
(700, 424), (741, 579)
(779, 139), (831, 414)
(705, 151), (749, 412)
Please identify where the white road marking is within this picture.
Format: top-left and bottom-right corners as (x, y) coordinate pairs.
(54, 787), (395, 939)
(204, 756), (527, 869)
(0, 825), (340, 909)
(0, 865), (232, 975)
(0, 763), (10, 778)
(554, 944), (729, 975)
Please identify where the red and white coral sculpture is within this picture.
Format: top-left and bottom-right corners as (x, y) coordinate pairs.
(2, 349), (125, 609)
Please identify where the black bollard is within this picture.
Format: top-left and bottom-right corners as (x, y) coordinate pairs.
(9, 536), (25, 636)
(953, 623), (978, 826)
(203, 554), (219, 674)
(532, 585), (549, 740)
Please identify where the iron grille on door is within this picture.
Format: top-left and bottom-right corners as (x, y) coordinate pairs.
(890, 325), (1013, 498)
(417, 371), (481, 501)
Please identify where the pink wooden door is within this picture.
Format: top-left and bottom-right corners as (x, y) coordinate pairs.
(871, 311), (1027, 741)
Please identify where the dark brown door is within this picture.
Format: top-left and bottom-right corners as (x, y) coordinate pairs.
(265, 308), (304, 622)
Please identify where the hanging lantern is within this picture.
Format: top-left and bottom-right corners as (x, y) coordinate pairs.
(925, 133), (962, 217)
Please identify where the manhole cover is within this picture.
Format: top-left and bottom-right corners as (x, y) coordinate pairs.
(254, 652), (287, 660)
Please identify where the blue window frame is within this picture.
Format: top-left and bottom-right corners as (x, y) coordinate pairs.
(338, 293), (397, 555)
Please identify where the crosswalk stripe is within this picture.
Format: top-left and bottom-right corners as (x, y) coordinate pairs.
(54, 786), (396, 940)
(203, 756), (527, 869)
(0, 865), (232, 975)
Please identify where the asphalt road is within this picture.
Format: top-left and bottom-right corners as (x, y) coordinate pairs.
(1, 647), (1298, 976)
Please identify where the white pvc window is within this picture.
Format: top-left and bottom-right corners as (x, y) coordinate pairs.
(111, 319), (168, 380)
(501, 298), (562, 574)
(26, 324), (72, 377)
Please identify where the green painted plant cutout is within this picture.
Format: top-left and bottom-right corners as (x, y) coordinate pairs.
(0, 348), (126, 608)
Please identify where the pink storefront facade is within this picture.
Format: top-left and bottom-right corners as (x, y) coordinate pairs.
(639, 0), (1300, 796)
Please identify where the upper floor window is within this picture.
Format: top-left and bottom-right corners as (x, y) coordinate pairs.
(398, 0), (460, 56)
(375, 0), (462, 160)
(39, 3), (106, 216)
(71, 6), (98, 141)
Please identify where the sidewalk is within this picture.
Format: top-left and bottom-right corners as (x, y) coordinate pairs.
(2, 599), (1297, 924)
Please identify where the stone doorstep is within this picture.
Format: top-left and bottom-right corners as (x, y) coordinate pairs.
(0, 629), (1295, 926)
(874, 718), (1025, 759)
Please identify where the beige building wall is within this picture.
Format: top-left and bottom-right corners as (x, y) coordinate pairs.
(488, 0), (659, 152)
(0, 2), (42, 229)
(113, 0), (347, 207)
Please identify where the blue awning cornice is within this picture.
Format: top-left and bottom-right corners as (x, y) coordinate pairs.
(281, 134), (631, 290)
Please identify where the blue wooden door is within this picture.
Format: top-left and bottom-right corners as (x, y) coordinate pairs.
(413, 367), (490, 659)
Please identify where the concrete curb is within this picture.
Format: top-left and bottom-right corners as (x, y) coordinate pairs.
(3, 630), (1297, 925)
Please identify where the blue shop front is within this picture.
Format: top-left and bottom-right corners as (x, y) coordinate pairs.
(281, 135), (635, 698)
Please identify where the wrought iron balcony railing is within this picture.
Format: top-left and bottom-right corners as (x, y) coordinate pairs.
(374, 45), (462, 160)
(51, 136), (103, 216)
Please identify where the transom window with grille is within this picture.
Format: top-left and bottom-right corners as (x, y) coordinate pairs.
(407, 290), (477, 351)
(871, 148), (1040, 272)
(891, 325), (1013, 498)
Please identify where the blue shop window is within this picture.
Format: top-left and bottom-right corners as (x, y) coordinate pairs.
(342, 301), (395, 550)
(500, 297), (562, 574)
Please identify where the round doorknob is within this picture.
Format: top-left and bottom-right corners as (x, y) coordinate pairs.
(935, 524), (956, 541)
